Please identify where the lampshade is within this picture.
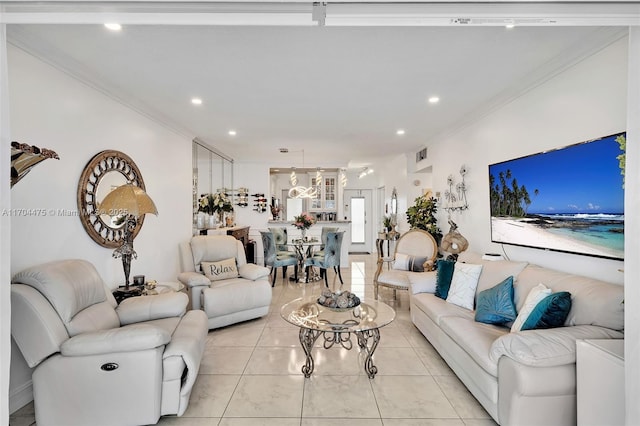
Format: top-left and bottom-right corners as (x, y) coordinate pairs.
(98, 183), (158, 217)
(441, 229), (469, 255)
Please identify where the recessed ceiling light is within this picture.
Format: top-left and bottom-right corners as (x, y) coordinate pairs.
(428, 96), (440, 104)
(228, 130), (237, 136)
(396, 129), (406, 136)
(104, 23), (122, 31)
(505, 24), (515, 29)
(191, 98), (203, 105)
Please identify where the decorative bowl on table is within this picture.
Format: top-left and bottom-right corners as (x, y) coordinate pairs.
(317, 288), (361, 312)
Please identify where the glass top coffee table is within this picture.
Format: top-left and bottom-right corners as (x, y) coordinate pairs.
(280, 296), (396, 378)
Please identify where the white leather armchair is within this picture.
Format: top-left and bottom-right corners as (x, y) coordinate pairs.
(178, 235), (272, 330)
(11, 259), (208, 426)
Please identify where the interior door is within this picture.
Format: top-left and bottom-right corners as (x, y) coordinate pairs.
(344, 189), (373, 254)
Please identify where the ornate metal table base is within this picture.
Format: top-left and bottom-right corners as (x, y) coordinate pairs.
(298, 326), (382, 378)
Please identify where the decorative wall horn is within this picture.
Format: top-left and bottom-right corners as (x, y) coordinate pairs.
(10, 141), (59, 187)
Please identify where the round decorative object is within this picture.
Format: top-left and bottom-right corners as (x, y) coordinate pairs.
(317, 288), (361, 311)
(77, 150), (146, 248)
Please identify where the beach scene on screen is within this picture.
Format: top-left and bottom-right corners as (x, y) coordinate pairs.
(489, 133), (625, 260)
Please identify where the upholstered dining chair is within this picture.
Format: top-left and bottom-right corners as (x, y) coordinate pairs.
(261, 231), (299, 286)
(320, 226), (339, 250)
(374, 228), (438, 300)
(305, 231), (344, 287)
(269, 227), (296, 275)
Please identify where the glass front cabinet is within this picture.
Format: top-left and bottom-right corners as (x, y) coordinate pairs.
(309, 173), (337, 212)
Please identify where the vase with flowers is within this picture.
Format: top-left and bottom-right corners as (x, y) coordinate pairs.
(293, 212), (316, 240)
(199, 192), (234, 227)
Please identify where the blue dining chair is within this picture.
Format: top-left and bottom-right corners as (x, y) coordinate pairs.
(305, 231), (344, 287)
(261, 231), (298, 287)
(269, 227), (296, 277)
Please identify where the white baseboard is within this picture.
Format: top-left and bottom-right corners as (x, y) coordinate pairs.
(9, 380), (33, 414)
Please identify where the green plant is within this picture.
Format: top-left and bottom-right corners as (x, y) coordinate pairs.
(406, 195), (442, 240)
(382, 215), (392, 230)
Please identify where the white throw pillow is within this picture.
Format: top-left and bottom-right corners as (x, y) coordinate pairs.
(392, 253), (411, 270)
(446, 263), (483, 310)
(511, 283), (552, 332)
(201, 258), (239, 281)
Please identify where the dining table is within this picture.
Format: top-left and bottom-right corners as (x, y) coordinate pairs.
(288, 238), (323, 283)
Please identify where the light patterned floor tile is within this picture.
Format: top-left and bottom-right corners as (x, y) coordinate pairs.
(371, 347), (430, 376)
(224, 375), (304, 417)
(244, 346), (307, 375)
(199, 346), (254, 374)
(302, 419), (383, 426)
(182, 374), (241, 418)
(302, 375), (379, 418)
(371, 375), (459, 419)
(434, 375), (493, 419)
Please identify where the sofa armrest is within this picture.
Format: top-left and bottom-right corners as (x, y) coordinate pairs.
(178, 271), (210, 288)
(238, 263), (270, 280)
(116, 292), (188, 325)
(60, 324), (171, 356)
(489, 325), (624, 367)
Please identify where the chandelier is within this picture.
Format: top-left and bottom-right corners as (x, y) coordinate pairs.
(286, 149), (318, 199)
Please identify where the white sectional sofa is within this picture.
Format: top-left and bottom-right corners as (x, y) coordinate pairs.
(409, 251), (624, 426)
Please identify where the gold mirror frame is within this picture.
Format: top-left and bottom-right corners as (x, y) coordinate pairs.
(77, 150), (146, 248)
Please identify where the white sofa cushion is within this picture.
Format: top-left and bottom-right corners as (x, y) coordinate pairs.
(446, 263), (483, 310)
(490, 325), (624, 367)
(440, 316), (509, 377)
(376, 269), (411, 288)
(411, 292), (475, 326)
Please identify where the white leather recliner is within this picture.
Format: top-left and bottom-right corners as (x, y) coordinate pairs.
(178, 235), (272, 330)
(11, 259), (208, 426)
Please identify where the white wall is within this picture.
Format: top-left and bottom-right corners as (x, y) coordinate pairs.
(423, 36), (628, 284)
(7, 44), (193, 411)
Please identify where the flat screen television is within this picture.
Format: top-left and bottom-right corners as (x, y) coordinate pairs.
(489, 132), (625, 260)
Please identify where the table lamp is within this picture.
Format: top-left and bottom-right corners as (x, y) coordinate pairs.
(441, 219), (469, 261)
(98, 183), (158, 291)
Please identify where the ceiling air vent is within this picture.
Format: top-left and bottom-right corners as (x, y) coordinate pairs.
(416, 147), (427, 163)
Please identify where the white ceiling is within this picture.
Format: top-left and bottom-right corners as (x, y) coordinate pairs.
(6, 22), (627, 169)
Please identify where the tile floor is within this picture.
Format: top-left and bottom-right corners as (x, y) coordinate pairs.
(9, 254), (497, 426)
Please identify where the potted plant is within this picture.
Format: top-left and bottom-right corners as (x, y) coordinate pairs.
(382, 215), (393, 233)
(406, 195), (442, 244)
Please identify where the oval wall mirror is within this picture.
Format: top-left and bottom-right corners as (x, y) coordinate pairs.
(77, 150), (146, 248)
(390, 187), (398, 224)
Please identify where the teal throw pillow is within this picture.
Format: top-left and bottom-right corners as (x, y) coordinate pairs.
(434, 259), (455, 300)
(521, 291), (572, 331)
(474, 276), (516, 325)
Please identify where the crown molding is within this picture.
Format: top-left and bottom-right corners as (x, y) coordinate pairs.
(423, 26), (629, 146)
(8, 25), (198, 141)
